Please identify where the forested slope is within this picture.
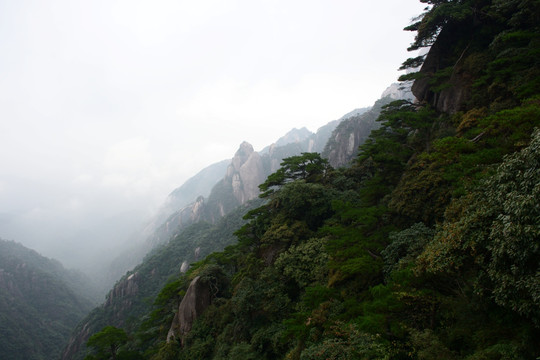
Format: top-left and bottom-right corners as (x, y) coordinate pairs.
(80, 0), (540, 359)
(0, 239), (96, 360)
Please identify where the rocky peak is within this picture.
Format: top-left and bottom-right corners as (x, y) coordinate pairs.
(323, 95), (396, 168)
(225, 141), (265, 204)
(230, 141), (255, 173)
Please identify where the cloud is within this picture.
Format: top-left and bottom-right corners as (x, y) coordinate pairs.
(103, 137), (151, 173)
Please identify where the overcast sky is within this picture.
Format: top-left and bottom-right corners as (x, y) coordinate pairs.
(0, 0), (425, 269)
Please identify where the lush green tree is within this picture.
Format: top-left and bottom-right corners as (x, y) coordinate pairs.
(259, 152), (332, 197)
(85, 326), (128, 360)
(382, 223), (435, 276)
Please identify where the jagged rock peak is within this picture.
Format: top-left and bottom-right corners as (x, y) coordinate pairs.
(231, 141), (255, 172)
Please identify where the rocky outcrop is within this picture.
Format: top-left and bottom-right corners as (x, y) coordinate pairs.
(411, 22), (473, 114)
(204, 142), (266, 222)
(104, 272), (139, 307)
(167, 276), (212, 345)
(323, 98), (385, 168)
(148, 121), (343, 248)
(236, 147), (265, 203)
(323, 83), (414, 168)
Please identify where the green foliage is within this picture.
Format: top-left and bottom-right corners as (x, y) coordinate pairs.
(85, 326), (128, 360)
(299, 323), (389, 360)
(274, 237), (329, 288)
(273, 181), (335, 230)
(69, 202), (256, 360)
(403, 0), (476, 52)
(259, 152), (332, 197)
(325, 203), (388, 287)
(382, 223), (435, 276)
(420, 128), (540, 323)
(408, 329), (456, 360)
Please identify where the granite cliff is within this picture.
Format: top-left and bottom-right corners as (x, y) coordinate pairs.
(323, 82), (414, 168)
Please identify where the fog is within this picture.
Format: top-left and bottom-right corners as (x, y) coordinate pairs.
(0, 1), (425, 274)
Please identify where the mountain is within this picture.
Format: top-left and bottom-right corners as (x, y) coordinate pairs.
(145, 120), (343, 247)
(72, 1), (540, 359)
(0, 239), (97, 360)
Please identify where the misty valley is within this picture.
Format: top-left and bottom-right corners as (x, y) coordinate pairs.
(2, 0), (540, 359)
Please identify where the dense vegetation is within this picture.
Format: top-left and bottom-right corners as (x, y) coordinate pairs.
(81, 0), (540, 358)
(0, 239), (96, 360)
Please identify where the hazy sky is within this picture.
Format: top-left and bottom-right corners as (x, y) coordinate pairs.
(0, 0), (425, 268)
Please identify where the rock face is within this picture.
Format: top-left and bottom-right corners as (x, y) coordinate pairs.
(228, 142), (266, 205)
(167, 276), (212, 345)
(323, 83), (414, 168)
(147, 142), (266, 243)
(204, 141), (266, 222)
(411, 22), (472, 114)
(104, 272), (139, 307)
(323, 98), (385, 168)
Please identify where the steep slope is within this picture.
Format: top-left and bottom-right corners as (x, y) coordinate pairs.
(0, 239), (96, 360)
(94, 1), (540, 359)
